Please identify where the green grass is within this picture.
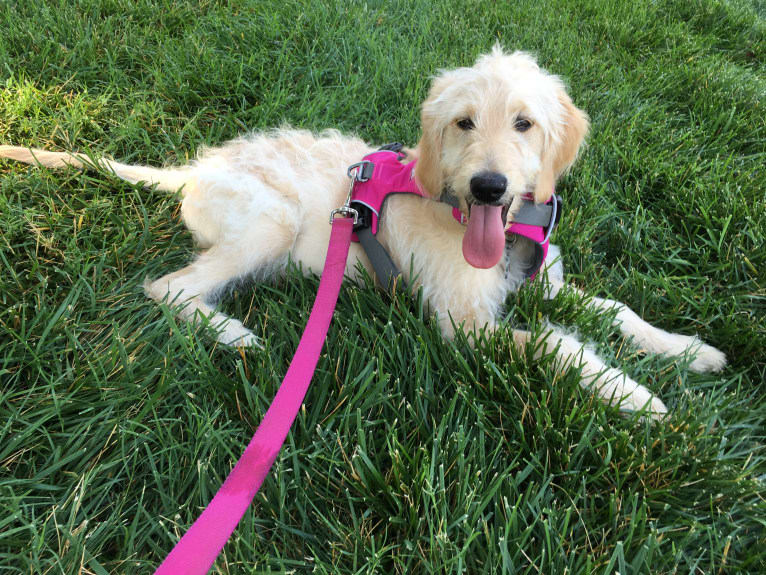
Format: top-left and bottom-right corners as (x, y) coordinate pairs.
(1, 0), (764, 573)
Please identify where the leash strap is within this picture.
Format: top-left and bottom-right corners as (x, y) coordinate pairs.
(154, 216), (355, 575)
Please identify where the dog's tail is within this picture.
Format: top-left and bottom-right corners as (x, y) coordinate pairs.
(0, 145), (192, 192)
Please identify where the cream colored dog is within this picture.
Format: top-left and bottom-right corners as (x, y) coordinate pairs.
(0, 48), (726, 419)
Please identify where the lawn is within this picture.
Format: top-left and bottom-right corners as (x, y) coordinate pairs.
(1, 0), (764, 573)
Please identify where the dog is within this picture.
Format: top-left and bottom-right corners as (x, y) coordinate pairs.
(0, 47), (726, 419)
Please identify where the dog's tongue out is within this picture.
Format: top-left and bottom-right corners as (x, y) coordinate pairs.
(462, 204), (505, 269)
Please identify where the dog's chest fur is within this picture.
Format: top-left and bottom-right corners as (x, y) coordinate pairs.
(375, 194), (530, 333)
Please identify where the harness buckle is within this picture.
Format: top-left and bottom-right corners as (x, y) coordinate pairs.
(330, 161), (372, 224)
(347, 160), (374, 182)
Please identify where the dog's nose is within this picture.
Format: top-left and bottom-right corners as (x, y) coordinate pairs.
(470, 172), (507, 204)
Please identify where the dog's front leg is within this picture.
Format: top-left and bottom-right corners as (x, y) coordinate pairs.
(544, 279), (726, 374)
(427, 265), (666, 418)
(439, 305), (667, 419)
(507, 326), (668, 420)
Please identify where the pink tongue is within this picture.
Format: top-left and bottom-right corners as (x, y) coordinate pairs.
(462, 204), (505, 269)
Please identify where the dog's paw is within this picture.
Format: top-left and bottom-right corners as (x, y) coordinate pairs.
(619, 389), (668, 422)
(226, 331), (263, 349)
(686, 338), (727, 373)
(645, 395), (669, 422)
(216, 321), (263, 349)
(586, 365), (668, 422)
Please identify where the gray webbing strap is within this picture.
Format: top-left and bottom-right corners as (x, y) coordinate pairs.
(356, 226), (402, 292)
(512, 200), (554, 227)
(356, 197), (555, 291)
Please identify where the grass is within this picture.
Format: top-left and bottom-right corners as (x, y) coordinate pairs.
(1, 0), (764, 573)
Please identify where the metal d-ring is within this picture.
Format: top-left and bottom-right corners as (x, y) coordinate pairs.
(330, 205), (359, 224)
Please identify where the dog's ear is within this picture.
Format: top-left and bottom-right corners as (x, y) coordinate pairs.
(414, 75), (453, 198)
(416, 117), (443, 198)
(534, 90), (589, 203)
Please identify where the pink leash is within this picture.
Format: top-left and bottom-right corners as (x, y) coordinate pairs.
(154, 216), (355, 574)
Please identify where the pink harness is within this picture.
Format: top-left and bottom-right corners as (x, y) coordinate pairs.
(348, 149), (559, 282)
(153, 149), (562, 574)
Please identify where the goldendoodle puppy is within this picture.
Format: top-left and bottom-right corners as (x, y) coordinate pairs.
(0, 47), (726, 419)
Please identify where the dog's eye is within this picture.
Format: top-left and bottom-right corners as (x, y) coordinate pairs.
(514, 118), (532, 132)
(456, 118), (475, 131)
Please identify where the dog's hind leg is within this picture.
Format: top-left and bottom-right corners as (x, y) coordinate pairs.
(143, 163), (305, 346)
(146, 251), (253, 347)
(145, 214), (297, 347)
(511, 327), (668, 420)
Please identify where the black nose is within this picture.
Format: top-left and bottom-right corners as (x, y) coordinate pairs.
(470, 172), (507, 204)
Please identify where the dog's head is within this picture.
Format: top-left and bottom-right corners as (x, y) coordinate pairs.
(414, 47), (589, 269)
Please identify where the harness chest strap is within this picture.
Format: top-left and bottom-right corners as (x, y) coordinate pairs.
(348, 148), (562, 289)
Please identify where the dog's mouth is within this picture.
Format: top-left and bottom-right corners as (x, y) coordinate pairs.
(461, 202), (510, 269)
